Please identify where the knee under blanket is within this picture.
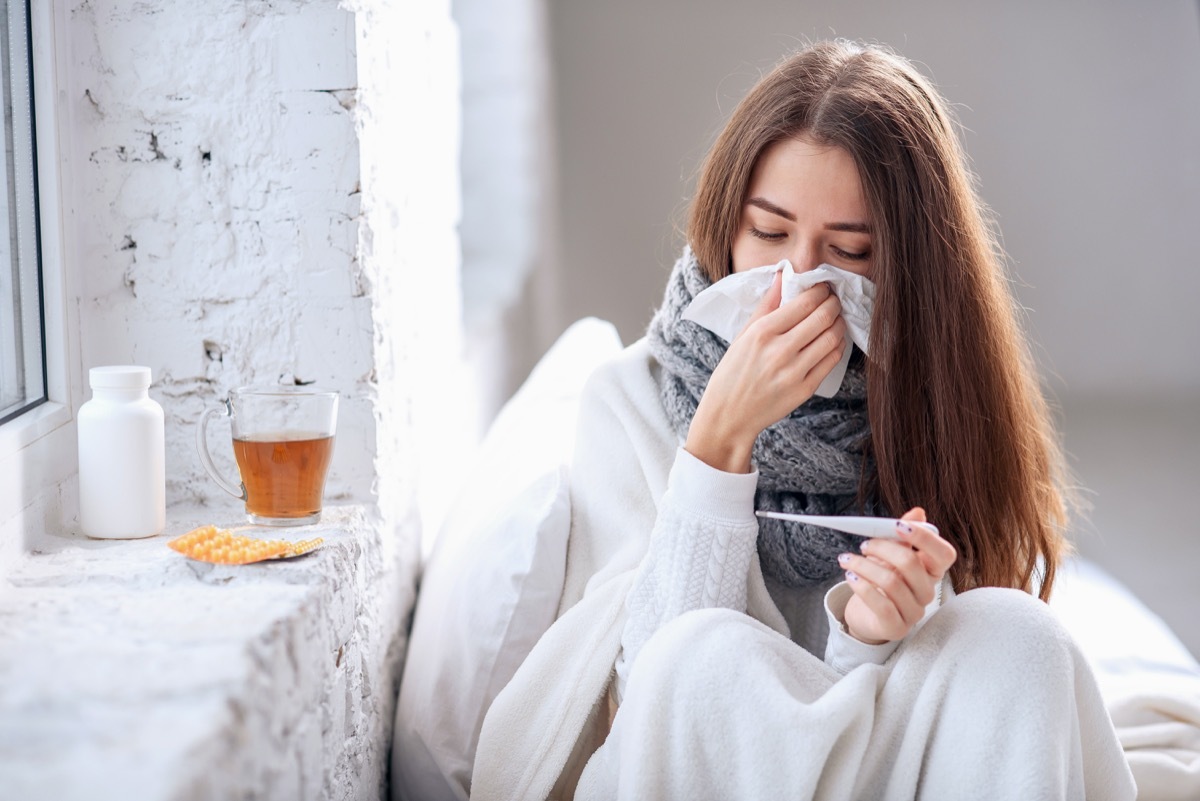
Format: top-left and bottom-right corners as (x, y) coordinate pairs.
(574, 595), (1133, 800)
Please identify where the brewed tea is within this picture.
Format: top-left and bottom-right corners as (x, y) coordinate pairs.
(232, 433), (334, 520)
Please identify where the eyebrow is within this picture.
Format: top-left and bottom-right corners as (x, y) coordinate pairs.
(826, 221), (872, 234)
(745, 196), (872, 234)
(746, 196), (795, 221)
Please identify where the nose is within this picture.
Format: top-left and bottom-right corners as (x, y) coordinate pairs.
(788, 241), (822, 273)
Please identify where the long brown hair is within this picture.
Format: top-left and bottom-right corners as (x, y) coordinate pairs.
(688, 40), (1071, 600)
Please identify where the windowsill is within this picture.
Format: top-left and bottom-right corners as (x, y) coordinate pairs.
(0, 502), (419, 797)
(0, 400), (71, 458)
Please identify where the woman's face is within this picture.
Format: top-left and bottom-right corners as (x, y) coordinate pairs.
(731, 135), (874, 278)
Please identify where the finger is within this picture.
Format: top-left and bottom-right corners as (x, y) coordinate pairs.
(745, 269), (784, 328)
(792, 332), (846, 392)
(858, 540), (939, 606)
(844, 570), (906, 635)
(866, 532), (943, 581)
(842, 551), (927, 627)
(766, 302), (846, 396)
(895, 512), (957, 574)
(780, 293), (844, 353)
(840, 552), (926, 626)
(760, 282), (832, 335)
(770, 306), (845, 374)
(744, 303), (846, 403)
(801, 314), (847, 364)
(896, 506), (957, 572)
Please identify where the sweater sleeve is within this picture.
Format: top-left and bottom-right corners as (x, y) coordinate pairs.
(822, 573), (951, 674)
(614, 446), (761, 701)
(822, 582), (902, 673)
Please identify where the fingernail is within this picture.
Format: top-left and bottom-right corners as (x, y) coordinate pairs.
(896, 521), (912, 537)
(859, 540), (870, 553)
(846, 571), (859, 582)
(837, 553), (851, 565)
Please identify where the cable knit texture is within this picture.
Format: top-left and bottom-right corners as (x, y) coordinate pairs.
(616, 447), (760, 698)
(646, 247), (876, 588)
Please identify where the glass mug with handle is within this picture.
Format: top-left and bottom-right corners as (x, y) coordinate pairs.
(196, 386), (338, 525)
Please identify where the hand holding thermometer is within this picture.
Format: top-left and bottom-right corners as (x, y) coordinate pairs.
(754, 511), (940, 540)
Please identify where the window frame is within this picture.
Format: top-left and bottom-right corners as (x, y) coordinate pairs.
(0, 0), (79, 527)
(0, 0), (47, 426)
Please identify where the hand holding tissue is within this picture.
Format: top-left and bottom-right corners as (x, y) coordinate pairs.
(681, 259), (875, 397)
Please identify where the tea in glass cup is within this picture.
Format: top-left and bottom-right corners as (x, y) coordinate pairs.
(196, 386), (338, 525)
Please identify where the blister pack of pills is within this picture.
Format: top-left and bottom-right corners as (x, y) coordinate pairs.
(168, 525), (324, 565)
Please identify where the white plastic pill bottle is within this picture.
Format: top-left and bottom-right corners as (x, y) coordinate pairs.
(77, 365), (166, 539)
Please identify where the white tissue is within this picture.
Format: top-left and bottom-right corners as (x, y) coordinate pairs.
(681, 260), (876, 397)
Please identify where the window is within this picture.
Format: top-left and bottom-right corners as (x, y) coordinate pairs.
(0, 0), (44, 426)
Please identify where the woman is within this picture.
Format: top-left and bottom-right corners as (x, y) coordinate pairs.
(473, 40), (1135, 800)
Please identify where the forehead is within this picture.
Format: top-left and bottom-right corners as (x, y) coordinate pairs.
(746, 136), (868, 218)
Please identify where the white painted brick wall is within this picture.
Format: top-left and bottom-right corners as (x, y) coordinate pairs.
(351, 0), (467, 542)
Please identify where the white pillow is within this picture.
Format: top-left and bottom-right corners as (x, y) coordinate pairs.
(1049, 556), (1200, 697)
(391, 318), (623, 801)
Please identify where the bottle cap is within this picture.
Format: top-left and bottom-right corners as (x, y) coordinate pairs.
(89, 365), (152, 389)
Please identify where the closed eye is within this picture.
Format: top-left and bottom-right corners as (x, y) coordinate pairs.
(831, 245), (870, 261)
(749, 227), (786, 241)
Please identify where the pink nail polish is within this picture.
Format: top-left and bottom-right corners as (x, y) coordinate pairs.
(837, 553), (851, 565)
(847, 571), (859, 582)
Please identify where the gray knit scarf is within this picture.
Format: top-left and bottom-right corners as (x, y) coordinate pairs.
(646, 247), (875, 588)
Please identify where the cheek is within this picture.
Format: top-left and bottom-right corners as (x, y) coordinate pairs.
(730, 232), (770, 274)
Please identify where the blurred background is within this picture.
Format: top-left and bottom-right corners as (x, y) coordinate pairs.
(454, 0), (1200, 654)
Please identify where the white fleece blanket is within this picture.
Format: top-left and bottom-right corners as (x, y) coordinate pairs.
(471, 339), (1194, 800)
(574, 593), (1134, 800)
(1049, 558), (1200, 800)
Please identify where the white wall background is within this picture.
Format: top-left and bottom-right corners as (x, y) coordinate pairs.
(454, 0), (563, 436)
(547, 0), (1200, 402)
